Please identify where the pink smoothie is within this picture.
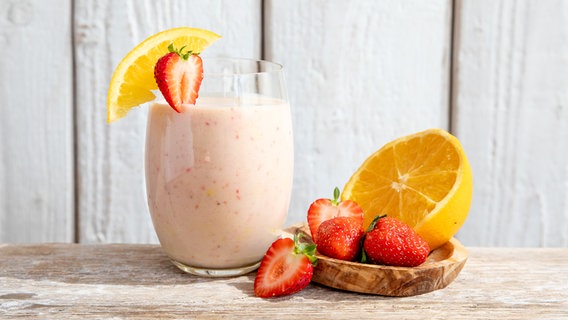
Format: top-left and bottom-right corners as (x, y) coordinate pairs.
(145, 97), (293, 269)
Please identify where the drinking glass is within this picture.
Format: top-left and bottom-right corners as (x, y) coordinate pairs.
(145, 58), (293, 277)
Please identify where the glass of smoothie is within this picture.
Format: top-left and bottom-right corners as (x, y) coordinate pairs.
(145, 58), (293, 277)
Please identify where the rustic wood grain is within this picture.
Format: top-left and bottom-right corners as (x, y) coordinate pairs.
(0, 0), (74, 242)
(1, 244), (566, 319)
(452, 0), (568, 247)
(74, 0), (262, 243)
(264, 0), (453, 225)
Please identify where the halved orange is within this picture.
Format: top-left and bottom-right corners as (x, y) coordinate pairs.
(341, 128), (473, 250)
(107, 27), (221, 122)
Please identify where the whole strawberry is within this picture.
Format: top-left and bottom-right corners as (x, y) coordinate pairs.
(316, 216), (365, 261)
(307, 187), (363, 242)
(363, 215), (430, 267)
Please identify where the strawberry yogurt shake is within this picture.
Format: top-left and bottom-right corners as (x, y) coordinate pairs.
(145, 95), (293, 276)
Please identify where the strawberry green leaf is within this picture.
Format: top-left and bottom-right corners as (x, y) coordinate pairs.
(331, 187), (340, 206)
(366, 214), (387, 232)
(166, 43), (196, 60)
(294, 233), (318, 265)
(360, 247), (368, 263)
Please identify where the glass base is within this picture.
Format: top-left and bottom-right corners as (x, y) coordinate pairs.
(171, 259), (261, 277)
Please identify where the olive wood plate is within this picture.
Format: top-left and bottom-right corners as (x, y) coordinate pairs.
(284, 223), (468, 297)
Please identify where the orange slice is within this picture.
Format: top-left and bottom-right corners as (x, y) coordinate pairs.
(341, 128), (473, 250)
(107, 27), (221, 122)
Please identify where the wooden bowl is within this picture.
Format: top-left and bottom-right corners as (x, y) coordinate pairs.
(285, 224), (468, 297)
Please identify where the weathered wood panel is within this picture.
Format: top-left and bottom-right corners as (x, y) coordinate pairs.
(0, 0), (74, 242)
(264, 0), (453, 225)
(74, 0), (262, 243)
(1, 243), (567, 318)
(453, 0), (568, 246)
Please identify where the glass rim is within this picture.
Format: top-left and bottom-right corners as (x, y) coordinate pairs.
(201, 57), (284, 76)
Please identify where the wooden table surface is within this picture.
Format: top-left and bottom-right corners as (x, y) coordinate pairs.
(1, 243), (567, 319)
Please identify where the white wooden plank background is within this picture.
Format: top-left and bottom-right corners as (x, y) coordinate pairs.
(0, 0), (74, 242)
(0, 0), (567, 247)
(453, 0), (568, 247)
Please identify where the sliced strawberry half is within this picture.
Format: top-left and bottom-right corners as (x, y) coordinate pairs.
(154, 44), (203, 112)
(254, 234), (317, 298)
(307, 187), (363, 242)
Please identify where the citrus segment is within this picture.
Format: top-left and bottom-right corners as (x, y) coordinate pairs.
(107, 27), (221, 122)
(341, 128), (473, 250)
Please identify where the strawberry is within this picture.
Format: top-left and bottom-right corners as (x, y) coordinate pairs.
(363, 215), (430, 267)
(154, 43), (203, 112)
(315, 216), (365, 261)
(254, 234), (317, 298)
(307, 187), (363, 242)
